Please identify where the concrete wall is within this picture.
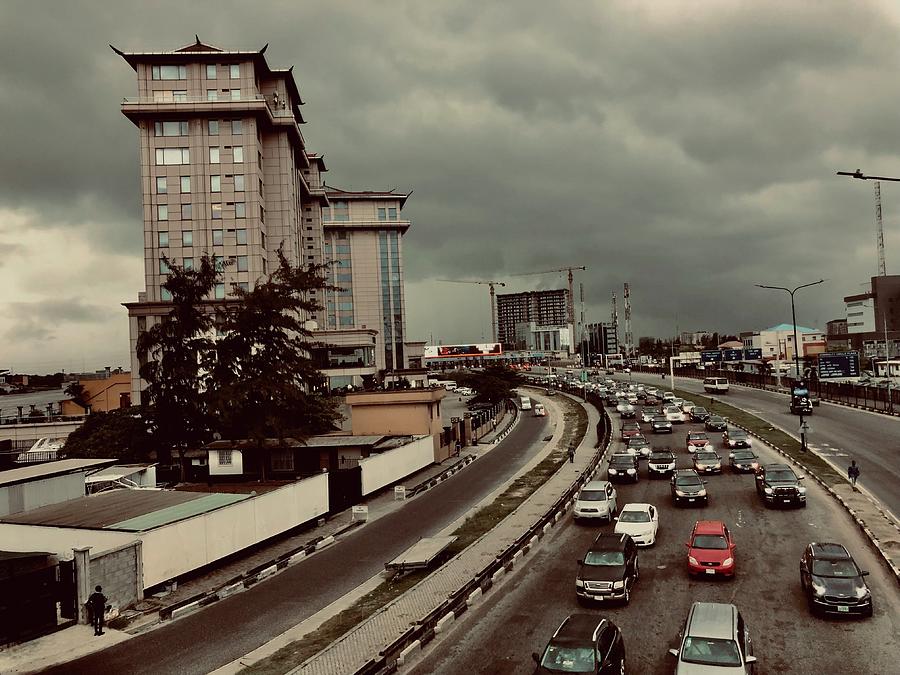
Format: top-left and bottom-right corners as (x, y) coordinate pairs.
(90, 541), (142, 614)
(138, 472), (328, 587)
(209, 447), (244, 476)
(0, 524), (137, 559)
(0, 473), (86, 517)
(359, 435), (433, 496)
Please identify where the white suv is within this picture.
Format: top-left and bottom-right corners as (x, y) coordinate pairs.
(574, 481), (618, 522)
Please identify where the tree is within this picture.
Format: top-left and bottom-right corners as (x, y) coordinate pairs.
(63, 409), (154, 461)
(64, 382), (89, 410)
(208, 248), (340, 479)
(462, 364), (522, 405)
(136, 256), (219, 478)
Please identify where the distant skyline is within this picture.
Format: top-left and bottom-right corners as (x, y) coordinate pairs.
(2, 0), (900, 373)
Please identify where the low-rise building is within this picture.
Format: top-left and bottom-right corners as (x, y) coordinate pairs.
(60, 372), (132, 415)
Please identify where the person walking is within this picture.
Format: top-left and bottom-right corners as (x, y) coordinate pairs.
(87, 585), (107, 636)
(568, 444), (576, 463)
(848, 460), (860, 488)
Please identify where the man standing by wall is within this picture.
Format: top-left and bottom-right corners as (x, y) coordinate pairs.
(87, 585), (107, 636)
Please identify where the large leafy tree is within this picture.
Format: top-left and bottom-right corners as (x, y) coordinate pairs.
(136, 256), (219, 477)
(462, 364), (523, 404)
(63, 409), (154, 461)
(208, 248), (340, 479)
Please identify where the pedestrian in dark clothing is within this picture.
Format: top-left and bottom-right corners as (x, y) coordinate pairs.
(848, 460), (860, 488)
(568, 445), (576, 463)
(87, 585), (107, 636)
(455, 441), (461, 456)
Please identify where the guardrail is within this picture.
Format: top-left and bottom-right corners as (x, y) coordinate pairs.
(353, 387), (612, 674)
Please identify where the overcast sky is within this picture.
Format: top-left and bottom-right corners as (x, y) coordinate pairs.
(2, 0), (899, 373)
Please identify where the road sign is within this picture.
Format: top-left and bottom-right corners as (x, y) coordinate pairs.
(743, 348), (763, 360)
(722, 348), (743, 361)
(800, 420), (811, 434)
(818, 352), (860, 379)
(701, 350), (722, 363)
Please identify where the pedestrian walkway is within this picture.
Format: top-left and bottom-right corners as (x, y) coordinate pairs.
(290, 397), (600, 675)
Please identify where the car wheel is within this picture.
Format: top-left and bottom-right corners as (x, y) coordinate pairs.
(618, 657), (626, 675)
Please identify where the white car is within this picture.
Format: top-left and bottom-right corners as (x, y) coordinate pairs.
(663, 391), (676, 402)
(681, 401), (696, 414)
(573, 480), (618, 522)
(664, 405), (685, 424)
(614, 503), (659, 547)
(533, 403), (546, 417)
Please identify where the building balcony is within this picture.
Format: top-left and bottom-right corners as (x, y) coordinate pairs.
(323, 218), (411, 234)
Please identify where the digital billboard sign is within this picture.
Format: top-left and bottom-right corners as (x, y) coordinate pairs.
(722, 349), (743, 361)
(424, 343), (503, 359)
(818, 352), (860, 379)
(701, 350), (722, 363)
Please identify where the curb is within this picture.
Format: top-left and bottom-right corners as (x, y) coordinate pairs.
(405, 454), (477, 498)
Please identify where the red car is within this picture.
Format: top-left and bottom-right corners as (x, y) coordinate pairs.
(685, 520), (736, 578)
(685, 431), (712, 454)
(621, 421), (642, 441)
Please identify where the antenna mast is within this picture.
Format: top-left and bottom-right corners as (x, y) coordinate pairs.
(875, 181), (887, 276)
(623, 283), (633, 358)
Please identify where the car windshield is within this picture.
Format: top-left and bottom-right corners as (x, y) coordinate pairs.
(618, 510), (650, 523)
(628, 440), (648, 447)
(733, 451), (755, 460)
(676, 475), (702, 487)
(610, 457), (633, 467)
(652, 416), (668, 422)
(692, 534), (728, 549)
(693, 408), (707, 414)
(579, 490), (606, 502)
(768, 470), (795, 481)
(541, 645), (596, 672)
(708, 417), (724, 424)
(650, 452), (674, 461)
(688, 433), (707, 441)
(696, 452), (718, 461)
(729, 431), (747, 438)
(681, 637), (742, 667)
(584, 550), (625, 566)
(812, 559), (860, 577)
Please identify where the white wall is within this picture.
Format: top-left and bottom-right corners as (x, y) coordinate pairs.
(209, 447), (244, 475)
(359, 435), (433, 496)
(0, 473), (86, 517)
(0, 523), (137, 559)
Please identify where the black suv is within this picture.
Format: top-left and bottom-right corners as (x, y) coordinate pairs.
(607, 453), (639, 483)
(690, 406), (710, 422)
(576, 533), (638, 605)
(800, 542), (872, 617)
(756, 463), (806, 507)
(704, 415), (727, 432)
(533, 614), (626, 674)
(670, 469), (709, 506)
(647, 450), (677, 478)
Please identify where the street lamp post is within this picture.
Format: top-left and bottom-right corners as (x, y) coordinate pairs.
(756, 280), (826, 452)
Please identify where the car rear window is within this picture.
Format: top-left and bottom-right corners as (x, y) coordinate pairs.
(541, 645), (596, 672)
(692, 534), (727, 549)
(579, 490), (605, 501)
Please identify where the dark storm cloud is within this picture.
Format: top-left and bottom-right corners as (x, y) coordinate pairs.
(1, 0), (898, 354)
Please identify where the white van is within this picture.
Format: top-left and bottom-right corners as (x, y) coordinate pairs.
(703, 377), (730, 394)
(533, 403), (546, 417)
(520, 396), (532, 410)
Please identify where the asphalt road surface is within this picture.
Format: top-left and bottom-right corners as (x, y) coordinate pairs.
(47, 410), (551, 675)
(410, 409), (900, 675)
(627, 372), (900, 520)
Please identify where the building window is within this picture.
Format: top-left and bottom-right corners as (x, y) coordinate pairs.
(157, 204), (168, 221)
(158, 231), (169, 247)
(261, 232), (266, 250)
(259, 177), (264, 196)
(230, 89), (241, 101)
(152, 65), (186, 80)
(215, 283), (225, 299)
(181, 203), (192, 220)
(333, 201), (349, 221)
(210, 147), (220, 164)
(160, 287), (173, 301)
(208, 120), (219, 135)
(217, 449), (232, 466)
(155, 148), (190, 165)
(236, 281), (249, 293)
(235, 202), (246, 218)
(154, 121), (188, 137)
(231, 119), (242, 134)
(377, 208), (386, 221)
(236, 229), (247, 245)
(156, 176), (167, 194)
(206, 64), (217, 79)
(233, 146), (244, 163)
(210, 175), (221, 192)
(260, 206), (265, 223)
(207, 89), (217, 101)
(212, 203), (222, 219)
(183, 230), (193, 246)
(213, 255), (225, 271)
(213, 229), (224, 246)
(388, 207), (397, 219)
(180, 176), (191, 193)
(159, 259), (170, 274)
(229, 64), (240, 79)
(237, 255), (248, 272)
(234, 174), (245, 191)
(322, 207), (331, 221)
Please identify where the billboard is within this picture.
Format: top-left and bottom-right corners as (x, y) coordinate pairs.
(818, 351), (860, 379)
(722, 349), (743, 362)
(701, 350), (722, 363)
(743, 348), (763, 360)
(424, 343), (503, 359)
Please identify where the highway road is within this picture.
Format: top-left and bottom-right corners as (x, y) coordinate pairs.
(48, 408), (552, 675)
(410, 406), (900, 674)
(627, 372), (900, 520)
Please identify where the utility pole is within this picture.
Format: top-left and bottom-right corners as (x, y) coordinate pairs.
(623, 283), (633, 360)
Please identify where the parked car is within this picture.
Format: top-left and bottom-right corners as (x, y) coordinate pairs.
(722, 428), (751, 449)
(705, 415), (728, 432)
(685, 431), (712, 454)
(685, 520), (736, 578)
(671, 469), (709, 506)
(651, 416), (673, 433)
(800, 542), (873, 617)
(575, 533), (638, 605)
(755, 463), (806, 507)
(533, 614), (626, 674)
(621, 421), (642, 441)
(647, 449), (677, 477)
(574, 481), (618, 523)
(693, 450), (722, 474)
(668, 602), (756, 673)
(728, 449), (759, 473)
(690, 406), (710, 422)
(626, 436), (651, 459)
(614, 503), (659, 547)
(607, 453), (639, 483)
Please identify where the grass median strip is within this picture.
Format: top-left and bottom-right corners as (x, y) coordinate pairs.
(674, 388), (845, 488)
(240, 398), (588, 674)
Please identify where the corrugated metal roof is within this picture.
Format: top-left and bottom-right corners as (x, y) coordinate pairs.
(303, 435), (387, 447)
(106, 493), (248, 531)
(0, 459), (117, 488)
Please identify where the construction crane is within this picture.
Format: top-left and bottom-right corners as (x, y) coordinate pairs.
(437, 279), (506, 343)
(510, 265), (587, 328)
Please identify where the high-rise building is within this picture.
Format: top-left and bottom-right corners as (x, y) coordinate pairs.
(114, 39), (416, 398)
(496, 289), (571, 351)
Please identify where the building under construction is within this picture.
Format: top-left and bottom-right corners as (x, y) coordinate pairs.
(496, 289), (572, 353)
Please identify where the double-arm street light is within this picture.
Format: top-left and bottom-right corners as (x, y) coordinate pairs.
(755, 280), (826, 452)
